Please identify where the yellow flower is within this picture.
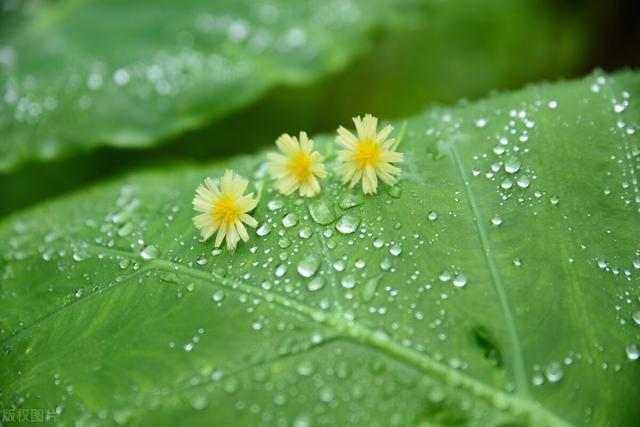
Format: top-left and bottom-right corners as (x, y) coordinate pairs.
(267, 132), (327, 197)
(192, 170), (258, 252)
(335, 114), (403, 194)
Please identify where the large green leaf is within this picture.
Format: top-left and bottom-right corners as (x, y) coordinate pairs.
(2, 71), (639, 426)
(0, 0), (425, 173)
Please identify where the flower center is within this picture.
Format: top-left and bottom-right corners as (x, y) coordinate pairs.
(287, 151), (313, 182)
(352, 138), (381, 170)
(212, 194), (241, 224)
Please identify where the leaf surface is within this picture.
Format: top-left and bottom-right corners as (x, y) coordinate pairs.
(1, 72), (640, 426)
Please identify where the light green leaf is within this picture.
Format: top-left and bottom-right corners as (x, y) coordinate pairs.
(1, 71), (639, 426)
(0, 0), (423, 172)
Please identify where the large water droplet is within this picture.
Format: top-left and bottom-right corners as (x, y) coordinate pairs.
(336, 215), (360, 234)
(309, 200), (336, 225)
(297, 254), (321, 278)
(282, 212), (299, 228)
(339, 193), (364, 210)
(212, 290), (226, 302)
(140, 245), (160, 260)
(256, 222), (271, 236)
(626, 344), (639, 360)
(453, 273), (468, 288)
(505, 158), (521, 174)
(341, 275), (356, 289)
(307, 277), (325, 292)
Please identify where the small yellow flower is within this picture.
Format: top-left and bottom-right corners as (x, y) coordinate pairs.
(335, 114), (403, 194)
(192, 170), (258, 252)
(267, 132), (327, 197)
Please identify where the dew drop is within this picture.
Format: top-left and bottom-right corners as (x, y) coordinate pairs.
(475, 118), (487, 128)
(389, 244), (402, 257)
(341, 275), (356, 289)
(632, 311), (640, 326)
(307, 277), (325, 292)
(504, 158), (521, 174)
(544, 362), (564, 382)
(339, 193), (364, 210)
(212, 290), (226, 302)
(256, 222), (272, 237)
(309, 199), (336, 225)
(297, 255), (321, 278)
(140, 245), (160, 260)
(513, 257), (522, 267)
(268, 199), (284, 211)
(427, 211), (438, 221)
(550, 195), (560, 206)
(452, 273), (468, 288)
(275, 264), (287, 277)
(298, 226), (313, 239)
(296, 360), (315, 376)
(491, 216), (503, 226)
(626, 344), (639, 360)
(282, 213), (298, 228)
(516, 176), (530, 188)
(336, 215), (360, 234)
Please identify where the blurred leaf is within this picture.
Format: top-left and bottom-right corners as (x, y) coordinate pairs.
(2, 71), (639, 426)
(0, 0), (426, 172)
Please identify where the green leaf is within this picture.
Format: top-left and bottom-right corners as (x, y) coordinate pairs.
(0, 0), (423, 173)
(2, 71), (639, 426)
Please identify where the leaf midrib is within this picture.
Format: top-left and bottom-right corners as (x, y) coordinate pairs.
(1, 244), (570, 426)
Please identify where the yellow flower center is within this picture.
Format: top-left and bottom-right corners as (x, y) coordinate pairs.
(287, 151), (313, 182)
(352, 138), (381, 170)
(212, 194), (241, 224)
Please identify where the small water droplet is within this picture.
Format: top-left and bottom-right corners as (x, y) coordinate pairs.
(439, 271), (452, 282)
(196, 256), (208, 266)
(387, 186), (402, 199)
(491, 216), (503, 226)
(296, 360), (315, 376)
(380, 259), (392, 271)
(298, 226), (313, 239)
(544, 362), (564, 382)
(501, 178), (513, 190)
(74, 287), (84, 298)
(212, 290), (225, 302)
(513, 257), (522, 267)
(550, 195), (560, 206)
(275, 264), (287, 277)
(475, 118), (487, 128)
(632, 311), (640, 325)
(427, 211), (438, 221)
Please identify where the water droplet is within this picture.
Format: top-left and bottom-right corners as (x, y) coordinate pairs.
(550, 195), (560, 206)
(307, 277), (325, 292)
(501, 178), (513, 190)
(282, 213), (298, 228)
(475, 118), (488, 128)
(516, 176), (530, 188)
(296, 360), (315, 376)
(626, 344), (639, 360)
(196, 256), (208, 266)
(212, 290), (226, 302)
(389, 244), (402, 257)
(256, 222), (271, 237)
(363, 276), (382, 301)
(297, 255), (321, 278)
(268, 199), (284, 211)
(387, 186), (402, 198)
(336, 215), (360, 234)
(140, 245), (160, 260)
(452, 273), (468, 288)
(74, 287), (84, 298)
(190, 394), (208, 410)
(298, 226), (313, 239)
(491, 216), (503, 226)
(505, 158), (521, 174)
(439, 271), (451, 282)
(493, 145), (506, 155)
(544, 362), (564, 382)
(380, 259), (392, 271)
(341, 275), (356, 289)
(513, 257), (522, 267)
(278, 237), (291, 249)
(117, 222), (134, 237)
(339, 193), (364, 210)
(119, 259), (130, 269)
(632, 311), (640, 326)
(113, 68), (130, 86)
(373, 238), (384, 248)
(309, 199), (336, 225)
(184, 343), (194, 352)
(275, 264), (287, 277)
(427, 211), (438, 221)
(548, 100), (558, 109)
